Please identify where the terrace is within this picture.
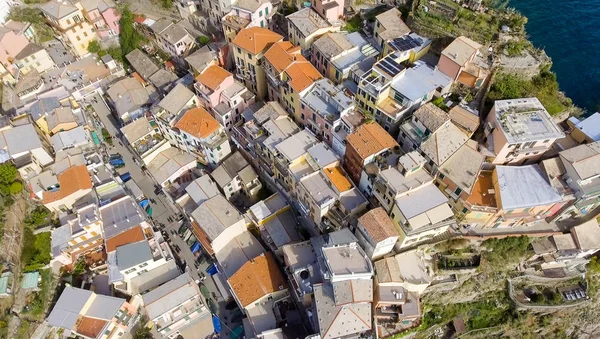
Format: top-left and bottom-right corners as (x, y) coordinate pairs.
(494, 98), (564, 144)
(132, 133), (165, 156)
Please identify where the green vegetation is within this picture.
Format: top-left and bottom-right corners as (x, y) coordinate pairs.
(21, 229), (51, 271)
(344, 15), (362, 33)
(488, 70), (571, 115)
(0, 163), (22, 197)
(101, 128), (113, 146)
(25, 269), (53, 317)
(155, 0), (173, 9)
(196, 35), (211, 46)
(119, 6), (146, 58)
(431, 97), (449, 111)
(481, 236), (531, 265)
(16, 321), (30, 338)
(422, 292), (515, 331)
(88, 34), (124, 63)
(502, 40), (528, 56)
(24, 206), (51, 229)
(7, 7), (54, 42)
(133, 317), (153, 339)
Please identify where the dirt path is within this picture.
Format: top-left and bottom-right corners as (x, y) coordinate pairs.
(0, 195), (27, 266)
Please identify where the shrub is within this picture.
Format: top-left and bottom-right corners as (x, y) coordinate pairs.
(87, 40), (101, 54)
(196, 36), (211, 46)
(9, 181), (22, 195)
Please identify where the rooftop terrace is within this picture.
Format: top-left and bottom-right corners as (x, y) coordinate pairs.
(493, 98), (564, 144)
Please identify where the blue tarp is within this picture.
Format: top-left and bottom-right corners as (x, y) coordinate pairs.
(139, 199), (149, 209)
(190, 241), (201, 253)
(206, 263), (218, 276)
(212, 315), (222, 334)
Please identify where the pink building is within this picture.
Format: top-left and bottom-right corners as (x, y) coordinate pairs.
(299, 78), (354, 145)
(79, 0), (121, 38)
(312, 0), (344, 23)
(0, 27), (30, 71)
(195, 65), (234, 108)
(228, 0), (274, 29)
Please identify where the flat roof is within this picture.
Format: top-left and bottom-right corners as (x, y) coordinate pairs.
(495, 165), (562, 210)
(116, 241), (152, 271)
(394, 184), (453, 225)
(275, 130), (318, 162)
(493, 97), (564, 144)
(214, 231), (265, 277)
(190, 195), (243, 242)
(101, 196), (146, 239)
(322, 243), (372, 276)
(142, 272), (200, 319)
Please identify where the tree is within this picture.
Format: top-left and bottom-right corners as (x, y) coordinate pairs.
(196, 35), (210, 46)
(9, 181), (22, 195)
(24, 206), (51, 228)
(119, 6), (146, 57)
(0, 163), (17, 185)
(87, 40), (101, 54)
(134, 324), (153, 339)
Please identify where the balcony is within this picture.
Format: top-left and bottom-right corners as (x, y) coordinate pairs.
(133, 134), (165, 156)
(266, 71), (281, 88)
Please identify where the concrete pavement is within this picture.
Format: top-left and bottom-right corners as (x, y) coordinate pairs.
(87, 93), (243, 338)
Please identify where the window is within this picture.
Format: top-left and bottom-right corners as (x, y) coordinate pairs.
(237, 47), (241, 54)
(31, 54), (36, 60)
(83, 31), (88, 37)
(260, 20), (264, 28)
(259, 10), (263, 17)
(265, 7), (269, 15)
(301, 103), (305, 109)
(248, 53), (253, 59)
(66, 19), (71, 25)
(76, 35), (81, 41)
(454, 187), (462, 196)
(462, 207), (468, 214)
(139, 262), (148, 268)
(439, 173), (445, 179)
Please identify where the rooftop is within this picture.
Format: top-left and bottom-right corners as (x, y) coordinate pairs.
(105, 225), (145, 252)
(275, 130), (318, 162)
(413, 103), (449, 133)
(391, 61), (452, 102)
(301, 78), (353, 122)
(121, 117), (154, 144)
(449, 105), (480, 135)
(196, 65), (232, 91)
(249, 193), (288, 222)
(214, 231), (265, 277)
(42, 165), (92, 205)
(313, 282), (372, 339)
(346, 123), (397, 160)
(101, 196), (146, 239)
(14, 42), (44, 60)
(313, 32), (355, 59)
(232, 27), (282, 54)
(358, 207), (399, 242)
(493, 97), (564, 144)
(441, 36), (482, 67)
(284, 60), (323, 93)
(0, 124), (44, 157)
(40, 0), (78, 19)
(438, 142), (485, 194)
(569, 112), (600, 141)
(158, 83), (196, 117)
(286, 8), (333, 37)
(394, 184), (453, 228)
(375, 8), (411, 41)
(210, 152), (249, 188)
(148, 69), (178, 92)
(571, 219), (600, 251)
(159, 21), (191, 44)
(185, 175), (220, 205)
(147, 147), (196, 184)
(142, 272), (200, 319)
(262, 209), (300, 248)
(191, 195), (243, 241)
(174, 107), (221, 139)
(559, 141), (600, 181)
(420, 121), (468, 166)
(125, 49), (160, 80)
(322, 242), (372, 276)
(185, 46), (217, 72)
(228, 252), (287, 307)
(495, 165), (562, 210)
(300, 172), (337, 206)
(233, 0), (270, 12)
(264, 41), (302, 74)
(116, 241), (152, 271)
(107, 77), (155, 116)
(375, 251), (431, 284)
(307, 143), (339, 169)
(323, 167), (353, 192)
(378, 166), (432, 196)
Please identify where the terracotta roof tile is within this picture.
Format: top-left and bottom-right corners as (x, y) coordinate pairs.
(346, 123), (397, 160)
(174, 107), (221, 139)
(105, 226), (146, 252)
(43, 165), (92, 204)
(285, 61), (322, 93)
(232, 27), (282, 54)
(264, 41), (302, 73)
(358, 207), (398, 242)
(195, 65), (232, 91)
(323, 167), (352, 192)
(76, 316), (108, 338)
(228, 252), (287, 307)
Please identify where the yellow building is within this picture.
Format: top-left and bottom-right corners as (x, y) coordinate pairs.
(286, 8), (340, 50)
(232, 27), (282, 100)
(40, 1), (98, 57)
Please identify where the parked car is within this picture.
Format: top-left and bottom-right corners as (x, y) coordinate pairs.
(120, 172), (132, 182)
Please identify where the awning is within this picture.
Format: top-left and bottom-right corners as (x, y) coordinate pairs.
(91, 131), (101, 145)
(146, 206), (153, 217)
(139, 199), (149, 209)
(212, 315), (222, 334)
(206, 263), (218, 276)
(190, 241), (201, 253)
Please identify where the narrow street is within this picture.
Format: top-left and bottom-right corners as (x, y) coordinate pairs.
(87, 93), (243, 338)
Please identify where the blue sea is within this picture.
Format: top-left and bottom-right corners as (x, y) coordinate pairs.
(510, 0), (600, 114)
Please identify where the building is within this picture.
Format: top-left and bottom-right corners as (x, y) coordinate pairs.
(557, 142), (600, 219)
(354, 207), (400, 260)
(184, 45), (218, 76)
(141, 273), (210, 339)
(226, 0), (273, 30)
(153, 84), (199, 152)
(50, 202), (103, 266)
(146, 147), (197, 187)
(213, 81), (256, 132)
(120, 116), (166, 160)
(286, 8), (340, 50)
(343, 122), (398, 194)
(373, 8), (410, 49)
(567, 112), (600, 144)
(107, 77), (157, 123)
(331, 109), (365, 157)
(448, 104), (480, 137)
(483, 98), (564, 165)
(210, 151), (261, 200)
(398, 103), (450, 153)
(299, 78), (354, 144)
(0, 123), (53, 180)
(195, 64), (233, 108)
(373, 251), (432, 336)
(173, 107), (232, 166)
(51, 125), (92, 151)
(227, 252), (290, 336)
(189, 195), (246, 255)
(438, 36), (490, 88)
(47, 286), (139, 339)
(40, 0), (98, 57)
(0, 20), (30, 75)
(42, 165), (93, 212)
(232, 27), (283, 100)
(281, 241), (321, 306)
(175, 174), (220, 212)
(13, 43), (56, 75)
(311, 32), (378, 84)
(248, 193), (301, 253)
(125, 49), (160, 81)
(79, 0), (121, 39)
(150, 19), (195, 58)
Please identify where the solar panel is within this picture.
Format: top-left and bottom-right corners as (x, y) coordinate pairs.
(389, 35), (423, 52)
(376, 56), (404, 77)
